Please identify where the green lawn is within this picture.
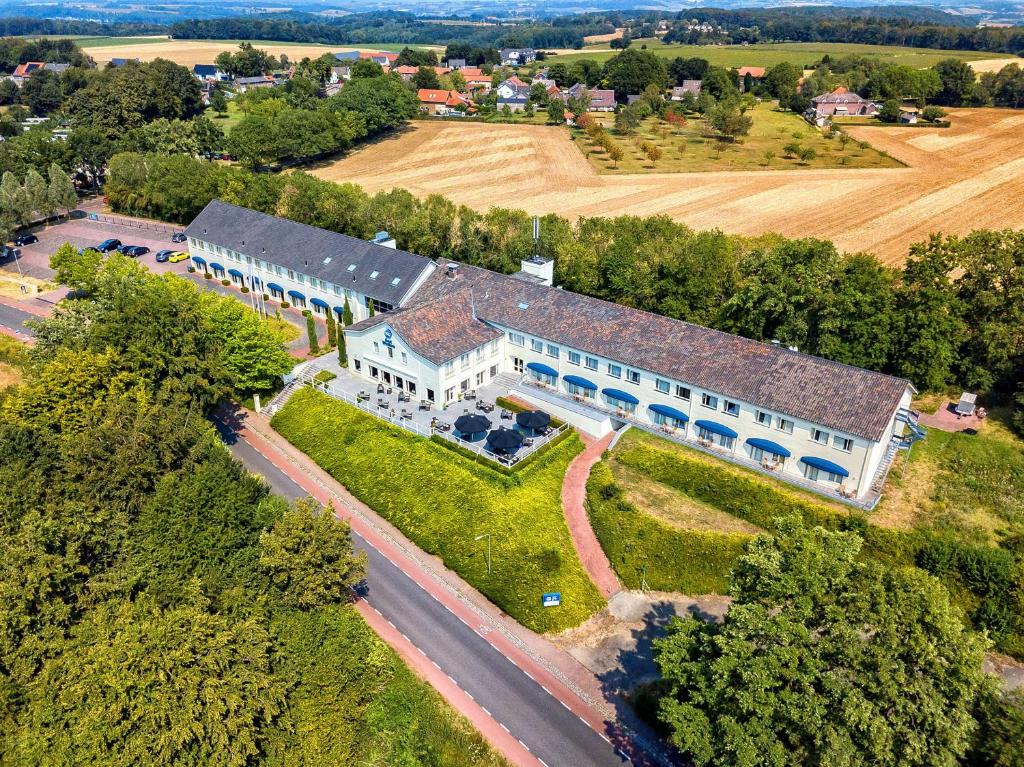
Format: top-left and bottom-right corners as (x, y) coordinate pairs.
(576, 102), (901, 173)
(552, 40), (998, 69)
(272, 387), (606, 633)
(207, 99), (245, 135)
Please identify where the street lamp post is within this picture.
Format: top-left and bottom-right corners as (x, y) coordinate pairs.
(474, 533), (492, 575)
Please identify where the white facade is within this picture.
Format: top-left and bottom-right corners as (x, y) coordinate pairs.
(186, 235), (434, 324)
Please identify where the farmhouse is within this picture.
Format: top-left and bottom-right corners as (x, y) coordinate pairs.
(186, 201), (922, 505)
(11, 61), (69, 86)
(737, 66), (766, 91)
(671, 80), (702, 99)
(500, 48), (537, 66)
(417, 88), (473, 115)
(193, 64), (230, 82)
(806, 86), (879, 124)
(496, 76), (530, 100)
(233, 75), (277, 93)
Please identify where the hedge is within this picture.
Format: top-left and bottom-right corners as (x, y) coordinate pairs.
(429, 426), (574, 478)
(271, 388), (605, 632)
(586, 463), (749, 594)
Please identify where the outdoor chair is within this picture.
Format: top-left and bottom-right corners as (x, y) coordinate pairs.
(523, 437), (534, 447)
(464, 390), (476, 400)
(377, 398), (389, 408)
(419, 400), (431, 411)
(401, 409), (413, 419)
(377, 383), (385, 393)
(500, 409), (513, 420)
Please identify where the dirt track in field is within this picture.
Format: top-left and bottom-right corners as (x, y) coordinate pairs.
(314, 108), (1024, 265)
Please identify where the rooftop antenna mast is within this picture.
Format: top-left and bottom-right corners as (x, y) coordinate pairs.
(532, 216), (540, 259)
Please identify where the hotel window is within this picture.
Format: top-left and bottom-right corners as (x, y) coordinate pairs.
(444, 361), (454, 374)
(723, 400), (740, 417)
(427, 389), (435, 402)
(275, 265), (283, 276)
(777, 418), (794, 434)
(369, 365), (379, 379)
(585, 356), (598, 371)
(490, 340), (499, 355)
(401, 352), (408, 365)
(287, 269), (294, 279)
(408, 382), (417, 395)
(309, 278), (318, 289)
(655, 379), (670, 394)
(804, 465), (843, 484)
(489, 365), (498, 378)
(756, 410), (771, 427)
(626, 370), (640, 385)
(510, 332), (525, 347)
(812, 428), (830, 445)
(296, 274), (304, 285)
(547, 344), (559, 358)
(531, 339), (544, 353)
(373, 341), (379, 353)
(833, 435), (854, 452)
(476, 347), (484, 360)
(334, 285), (342, 296)
(460, 353), (470, 370)
(353, 359), (361, 372)
(476, 371), (485, 385)
(701, 393), (718, 410)
(258, 260), (266, 270)
(675, 385), (691, 401)
(445, 387), (455, 402)
(607, 364), (622, 378)
(568, 351), (581, 365)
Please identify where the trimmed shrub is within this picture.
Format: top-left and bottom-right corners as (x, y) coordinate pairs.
(221, 279), (231, 286)
(313, 370), (337, 384)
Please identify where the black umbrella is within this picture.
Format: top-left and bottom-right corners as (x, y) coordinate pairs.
(454, 413), (492, 435)
(486, 427), (524, 452)
(516, 410), (551, 432)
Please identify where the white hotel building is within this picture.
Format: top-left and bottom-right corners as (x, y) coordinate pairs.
(186, 201), (922, 506)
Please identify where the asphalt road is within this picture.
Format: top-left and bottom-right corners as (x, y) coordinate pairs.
(0, 302), (37, 338)
(215, 417), (630, 767)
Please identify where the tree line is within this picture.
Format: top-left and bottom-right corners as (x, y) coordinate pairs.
(0, 253), (505, 764)
(104, 152), (1024, 432)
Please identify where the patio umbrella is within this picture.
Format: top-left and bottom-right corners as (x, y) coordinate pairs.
(516, 410), (551, 432)
(486, 427), (524, 453)
(454, 413), (492, 436)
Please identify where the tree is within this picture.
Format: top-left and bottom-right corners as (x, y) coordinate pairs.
(707, 100), (752, 137)
(0, 171), (30, 233)
(602, 49), (668, 103)
(226, 113), (277, 170)
(47, 163), (77, 218)
(328, 74), (417, 136)
(412, 65), (441, 90)
(967, 688), (1024, 767)
(342, 297), (353, 326)
(798, 146), (817, 163)
(655, 518), (988, 767)
(763, 61), (802, 100)
(935, 58), (976, 106)
(214, 42), (277, 78)
(338, 326), (348, 367)
(304, 310), (319, 355)
(68, 127), (114, 191)
(614, 106), (640, 134)
(202, 294), (293, 393)
(921, 105), (947, 122)
(23, 167), (50, 222)
(18, 69), (62, 116)
(350, 58), (384, 79)
(209, 87), (228, 117)
(762, 149), (775, 165)
(879, 98), (902, 123)
(669, 56), (710, 85)
(48, 242), (101, 295)
(607, 143), (624, 168)
(259, 498), (366, 609)
(325, 305), (337, 347)
(642, 141), (663, 165)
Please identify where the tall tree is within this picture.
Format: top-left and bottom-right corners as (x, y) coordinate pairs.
(22, 168), (50, 222)
(656, 518), (988, 767)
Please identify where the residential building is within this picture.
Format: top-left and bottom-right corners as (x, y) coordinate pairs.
(193, 64), (230, 82)
(737, 66), (766, 91)
(333, 51), (361, 61)
(187, 201), (920, 505)
(417, 88), (473, 115)
(806, 86), (878, 124)
(588, 89), (616, 111)
(11, 62), (43, 86)
(109, 58), (139, 67)
(329, 65), (351, 84)
(184, 200), (436, 324)
(670, 80), (702, 99)
(446, 58), (468, 69)
(500, 48), (537, 66)
(464, 73), (492, 94)
(496, 76), (530, 100)
(233, 75), (276, 93)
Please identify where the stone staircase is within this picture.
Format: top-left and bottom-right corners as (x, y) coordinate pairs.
(262, 367), (316, 418)
(493, 371), (521, 390)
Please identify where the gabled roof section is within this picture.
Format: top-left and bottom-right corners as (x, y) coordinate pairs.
(409, 260), (911, 442)
(184, 200), (434, 307)
(348, 287), (502, 364)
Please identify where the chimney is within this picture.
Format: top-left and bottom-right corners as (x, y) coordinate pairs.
(446, 262), (459, 279)
(519, 255), (553, 286)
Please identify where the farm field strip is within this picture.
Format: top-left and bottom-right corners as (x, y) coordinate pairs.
(315, 108), (1024, 265)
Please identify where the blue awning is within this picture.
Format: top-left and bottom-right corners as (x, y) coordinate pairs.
(746, 437), (791, 458)
(287, 289), (306, 300)
(603, 387), (640, 405)
(266, 282), (283, 293)
(333, 305), (346, 316)
(563, 374), (597, 391)
(191, 255), (206, 266)
(800, 456), (849, 477)
(527, 362), (559, 377)
(310, 297), (329, 308)
(208, 262), (224, 272)
(649, 403), (689, 422)
(227, 268), (244, 278)
(695, 419), (738, 439)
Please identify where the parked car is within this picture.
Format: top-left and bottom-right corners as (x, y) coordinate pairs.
(171, 232), (186, 243)
(78, 247), (101, 256)
(0, 246), (18, 263)
(13, 233), (38, 246)
(118, 245), (150, 257)
(97, 238), (121, 252)
(155, 249), (174, 263)
(167, 251), (190, 263)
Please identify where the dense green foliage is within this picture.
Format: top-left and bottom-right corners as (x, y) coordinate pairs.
(586, 462), (748, 593)
(271, 387), (605, 632)
(655, 518), (990, 767)
(0, 256), (507, 766)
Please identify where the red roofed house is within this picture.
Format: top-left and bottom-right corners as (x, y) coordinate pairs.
(806, 86), (878, 126)
(12, 62), (44, 86)
(418, 88), (473, 116)
(394, 64), (451, 83)
(464, 73), (492, 94)
(737, 66), (766, 92)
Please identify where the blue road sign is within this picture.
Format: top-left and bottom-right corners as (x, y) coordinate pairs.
(541, 592), (561, 608)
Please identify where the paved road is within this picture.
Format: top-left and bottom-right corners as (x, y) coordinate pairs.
(215, 416), (630, 767)
(0, 301), (37, 338)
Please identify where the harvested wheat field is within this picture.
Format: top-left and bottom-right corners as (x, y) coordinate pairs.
(315, 108), (1024, 265)
(87, 37), (372, 67)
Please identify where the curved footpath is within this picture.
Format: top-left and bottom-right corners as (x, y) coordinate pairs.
(220, 407), (669, 767)
(562, 432), (621, 598)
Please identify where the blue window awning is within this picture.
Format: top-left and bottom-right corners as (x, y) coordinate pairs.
(228, 268), (244, 278)
(746, 437), (791, 458)
(266, 282), (283, 293)
(695, 419), (738, 439)
(800, 456), (849, 477)
(332, 305), (346, 316)
(310, 297), (329, 308)
(287, 289), (306, 300)
(208, 262), (224, 272)
(603, 387), (640, 406)
(563, 374), (597, 391)
(191, 255), (206, 266)
(649, 403), (689, 423)
(527, 361), (559, 377)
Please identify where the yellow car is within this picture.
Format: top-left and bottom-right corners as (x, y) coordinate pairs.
(167, 251), (190, 263)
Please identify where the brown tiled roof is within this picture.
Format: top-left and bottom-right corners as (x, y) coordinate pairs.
(812, 87), (873, 105)
(348, 287), (502, 365)
(407, 261), (910, 441)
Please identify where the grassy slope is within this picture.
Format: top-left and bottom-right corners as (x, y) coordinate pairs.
(577, 102), (901, 174)
(552, 40), (995, 68)
(272, 387), (605, 633)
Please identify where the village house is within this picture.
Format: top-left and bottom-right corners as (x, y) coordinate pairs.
(193, 64), (230, 82)
(395, 65), (452, 82)
(108, 58), (139, 67)
(417, 88), (473, 116)
(670, 80), (702, 99)
(496, 76), (530, 100)
(805, 86), (879, 125)
(11, 61), (69, 86)
(233, 75), (277, 93)
(445, 58), (467, 69)
(737, 66), (766, 91)
(500, 48), (537, 67)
